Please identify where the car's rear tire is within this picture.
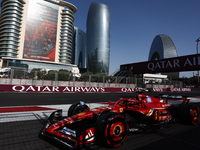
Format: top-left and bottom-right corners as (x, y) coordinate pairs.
(68, 101), (89, 116)
(97, 112), (129, 148)
(178, 104), (199, 125)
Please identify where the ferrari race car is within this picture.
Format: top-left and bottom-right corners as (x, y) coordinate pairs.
(40, 94), (199, 149)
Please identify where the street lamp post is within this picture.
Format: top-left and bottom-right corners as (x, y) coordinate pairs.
(196, 37), (200, 83)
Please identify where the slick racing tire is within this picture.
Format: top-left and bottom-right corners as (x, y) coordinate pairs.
(68, 101), (89, 116)
(97, 112), (129, 148)
(178, 104), (199, 125)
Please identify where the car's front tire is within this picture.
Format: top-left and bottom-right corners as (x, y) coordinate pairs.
(68, 101), (89, 116)
(97, 112), (129, 148)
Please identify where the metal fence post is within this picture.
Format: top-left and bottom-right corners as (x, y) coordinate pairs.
(115, 76), (117, 87)
(9, 69), (14, 85)
(135, 77), (137, 87)
(73, 75), (75, 87)
(55, 72), (58, 86)
(42, 71), (44, 86)
(103, 76), (105, 87)
(34, 71), (37, 85)
(97, 75), (99, 87)
(89, 75), (91, 87)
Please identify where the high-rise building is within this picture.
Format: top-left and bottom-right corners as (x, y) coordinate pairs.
(0, 0), (78, 72)
(86, 2), (111, 75)
(148, 34), (179, 78)
(72, 26), (86, 72)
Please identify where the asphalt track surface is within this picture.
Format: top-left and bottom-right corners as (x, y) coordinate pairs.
(1, 91), (200, 150)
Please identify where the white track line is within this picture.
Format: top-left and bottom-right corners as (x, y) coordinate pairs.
(0, 103), (107, 123)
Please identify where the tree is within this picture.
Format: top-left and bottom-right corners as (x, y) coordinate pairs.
(44, 70), (57, 80)
(79, 72), (93, 81)
(29, 68), (46, 79)
(58, 69), (71, 81)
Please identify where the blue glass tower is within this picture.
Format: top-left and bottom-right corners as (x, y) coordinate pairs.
(86, 2), (111, 74)
(72, 26), (86, 69)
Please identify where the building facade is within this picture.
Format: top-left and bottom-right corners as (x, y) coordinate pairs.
(148, 34), (179, 78)
(86, 2), (111, 75)
(72, 26), (86, 71)
(0, 0), (78, 72)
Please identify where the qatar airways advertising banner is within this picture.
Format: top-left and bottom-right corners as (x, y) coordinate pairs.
(23, 0), (58, 61)
(121, 54), (200, 74)
(0, 85), (192, 93)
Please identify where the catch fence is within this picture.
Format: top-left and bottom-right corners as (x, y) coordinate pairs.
(0, 68), (183, 88)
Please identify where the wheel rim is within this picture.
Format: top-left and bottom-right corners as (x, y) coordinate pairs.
(191, 108), (198, 122)
(109, 121), (125, 141)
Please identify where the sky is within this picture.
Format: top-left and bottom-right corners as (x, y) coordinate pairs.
(65, 0), (200, 77)
(0, 0), (199, 77)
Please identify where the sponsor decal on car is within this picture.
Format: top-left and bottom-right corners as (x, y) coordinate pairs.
(85, 130), (94, 141)
(77, 112), (85, 116)
(146, 96), (152, 103)
(146, 109), (154, 117)
(161, 104), (171, 107)
(129, 128), (139, 132)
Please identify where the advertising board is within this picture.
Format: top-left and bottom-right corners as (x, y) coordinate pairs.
(121, 54), (200, 74)
(23, 0), (59, 61)
(0, 85), (192, 93)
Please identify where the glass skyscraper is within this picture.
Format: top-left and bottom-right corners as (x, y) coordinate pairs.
(148, 34), (179, 78)
(86, 2), (111, 74)
(72, 26), (86, 70)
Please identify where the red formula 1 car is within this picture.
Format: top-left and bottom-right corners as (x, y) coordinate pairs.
(40, 94), (199, 149)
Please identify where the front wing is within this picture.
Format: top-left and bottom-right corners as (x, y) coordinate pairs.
(40, 110), (97, 149)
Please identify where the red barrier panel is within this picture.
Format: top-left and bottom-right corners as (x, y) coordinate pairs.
(0, 85), (192, 93)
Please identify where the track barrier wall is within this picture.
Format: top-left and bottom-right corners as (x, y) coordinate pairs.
(0, 84), (192, 93)
(0, 69), (189, 93)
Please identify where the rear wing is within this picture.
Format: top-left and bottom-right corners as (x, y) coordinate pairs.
(157, 94), (190, 103)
